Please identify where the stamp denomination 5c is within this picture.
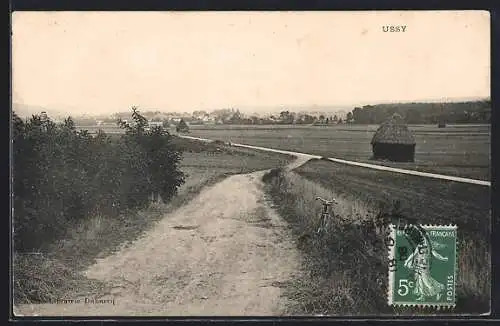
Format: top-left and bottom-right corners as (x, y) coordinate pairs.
(388, 224), (457, 307)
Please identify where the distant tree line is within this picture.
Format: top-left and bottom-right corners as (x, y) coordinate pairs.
(68, 100), (491, 127)
(349, 101), (491, 124)
(191, 101), (491, 125)
(221, 109), (343, 125)
(12, 107), (185, 252)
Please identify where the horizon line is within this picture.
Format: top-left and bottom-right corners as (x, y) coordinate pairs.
(13, 96), (491, 117)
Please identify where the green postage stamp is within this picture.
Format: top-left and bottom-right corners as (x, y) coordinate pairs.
(388, 224), (457, 308)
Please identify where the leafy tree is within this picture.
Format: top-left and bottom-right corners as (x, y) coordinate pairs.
(303, 114), (315, 124)
(405, 108), (423, 124)
(278, 111), (295, 124)
(119, 107), (185, 204)
(146, 127), (185, 202)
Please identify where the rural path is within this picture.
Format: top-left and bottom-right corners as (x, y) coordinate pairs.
(14, 165), (303, 316)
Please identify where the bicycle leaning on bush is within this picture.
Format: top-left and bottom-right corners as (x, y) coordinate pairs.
(315, 196), (337, 235)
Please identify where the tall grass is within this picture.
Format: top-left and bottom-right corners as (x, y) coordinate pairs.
(263, 168), (392, 315)
(262, 167), (490, 315)
(13, 252), (110, 305)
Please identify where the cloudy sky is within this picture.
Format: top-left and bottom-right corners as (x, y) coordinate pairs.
(12, 11), (490, 114)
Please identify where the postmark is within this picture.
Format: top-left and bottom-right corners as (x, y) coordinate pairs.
(387, 223), (457, 308)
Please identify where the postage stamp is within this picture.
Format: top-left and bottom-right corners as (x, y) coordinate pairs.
(387, 224), (457, 307)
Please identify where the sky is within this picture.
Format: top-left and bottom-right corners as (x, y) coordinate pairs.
(12, 11), (490, 115)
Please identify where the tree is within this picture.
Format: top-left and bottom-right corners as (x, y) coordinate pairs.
(351, 107), (364, 124)
(278, 111), (295, 124)
(118, 107), (185, 205)
(405, 108), (423, 124)
(229, 110), (242, 124)
(346, 112), (354, 123)
(143, 126), (185, 202)
(118, 106), (148, 134)
(346, 101), (490, 124)
(303, 114), (315, 124)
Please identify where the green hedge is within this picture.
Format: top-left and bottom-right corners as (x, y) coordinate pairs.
(12, 107), (185, 252)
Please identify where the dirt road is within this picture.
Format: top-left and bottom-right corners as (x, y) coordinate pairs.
(14, 167), (303, 316)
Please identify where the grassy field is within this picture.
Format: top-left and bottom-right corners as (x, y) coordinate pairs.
(14, 137), (293, 305)
(296, 159), (490, 238)
(262, 159), (490, 315)
(77, 123), (490, 180)
(185, 124), (490, 180)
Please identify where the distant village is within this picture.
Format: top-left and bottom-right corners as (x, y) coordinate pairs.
(20, 99), (491, 128)
(69, 108), (352, 128)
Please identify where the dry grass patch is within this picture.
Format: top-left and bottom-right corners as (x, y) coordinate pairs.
(13, 253), (109, 305)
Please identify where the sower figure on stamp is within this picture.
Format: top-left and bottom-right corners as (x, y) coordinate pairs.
(403, 237), (449, 301)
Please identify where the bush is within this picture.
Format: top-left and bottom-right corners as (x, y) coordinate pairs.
(262, 167), (283, 183)
(212, 139), (226, 146)
(12, 107), (186, 252)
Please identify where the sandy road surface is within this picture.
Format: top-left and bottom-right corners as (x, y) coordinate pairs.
(14, 167), (302, 317)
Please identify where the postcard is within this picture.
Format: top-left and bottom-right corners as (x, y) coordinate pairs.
(11, 10), (491, 317)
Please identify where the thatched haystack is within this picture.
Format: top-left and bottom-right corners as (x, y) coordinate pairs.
(176, 119), (190, 133)
(371, 113), (416, 162)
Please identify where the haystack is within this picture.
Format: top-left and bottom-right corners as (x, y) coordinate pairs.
(176, 119), (189, 133)
(371, 113), (416, 162)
